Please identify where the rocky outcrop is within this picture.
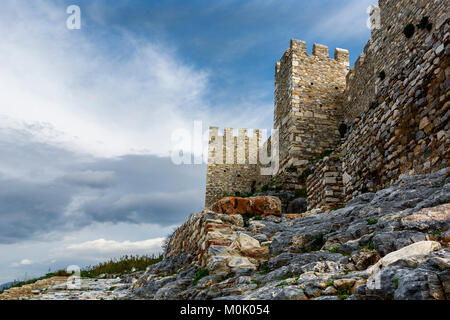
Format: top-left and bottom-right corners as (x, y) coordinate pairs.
(131, 168), (449, 300)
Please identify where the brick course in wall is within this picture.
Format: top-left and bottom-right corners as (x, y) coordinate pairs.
(339, 0), (449, 200)
(205, 0), (449, 212)
(205, 127), (271, 208)
(274, 40), (349, 174)
(166, 211), (268, 273)
(307, 156), (345, 211)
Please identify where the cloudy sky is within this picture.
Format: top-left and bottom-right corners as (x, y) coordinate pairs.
(0, 0), (376, 283)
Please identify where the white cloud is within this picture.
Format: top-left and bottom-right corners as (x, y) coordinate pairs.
(0, 1), (212, 158)
(10, 259), (33, 267)
(66, 238), (164, 255)
(20, 259), (33, 265)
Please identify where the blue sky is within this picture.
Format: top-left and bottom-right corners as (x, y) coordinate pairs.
(0, 0), (376, 283)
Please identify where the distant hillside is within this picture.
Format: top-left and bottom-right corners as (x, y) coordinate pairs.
(0, 282), (14, 291)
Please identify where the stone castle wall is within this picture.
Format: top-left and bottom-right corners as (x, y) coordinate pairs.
(166, 211), (269, 273)
(274, 40), (349, 174)
(205, 127), (271, 208)
(166, 211), (243, 267)
(205, 0), (449, 212)
(339, 0), (449, 200)
(307, 155), (345, 211)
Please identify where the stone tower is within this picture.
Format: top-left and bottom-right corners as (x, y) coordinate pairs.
(204, 127), (270, 208)
(274, 39), (350, 175)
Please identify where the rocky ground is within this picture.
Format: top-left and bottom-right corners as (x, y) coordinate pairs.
(130, 168), (449, 300)
(0, 276), (136, 300)
(3, 168), (448, 300)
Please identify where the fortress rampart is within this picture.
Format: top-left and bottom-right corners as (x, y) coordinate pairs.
(205, 127), (271, 208)
(274, 40), (349, 174)
(339, 0), (449, 200)
(205, 0), (449, 211)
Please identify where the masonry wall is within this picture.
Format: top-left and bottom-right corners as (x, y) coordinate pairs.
(274, 39), (350, 175)
(205, 127), (271, 208)
(307, 156), (345, 210)
(339, 0), (449, 200)
(166, 211), (243, 268)
(166, 211), (268, 273)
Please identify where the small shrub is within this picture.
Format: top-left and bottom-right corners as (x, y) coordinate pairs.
(428, 231), (442, 236)
(357, 243), (375, 251)
(280, 273), (293, 281)
(326, 281), (334, 287)
(55, 270), (72, 277)
(192, 269), (209, 286)
(276, 281), (289, 287)
(367, 218), (378, 225)
(240, 191), (255, 198)
(251, 279), (261, 286)
(261, 184), (269, 192)
(220, 273), (234, 282)
(80, 254), (163, 278)
(258, 266), (270, 275)
(394, 278), (399, 289)
(329, 247), (340, 254)
(403, 23), (415, 38)
(337, 288), (351, 299)
(242, 214), (251, 227)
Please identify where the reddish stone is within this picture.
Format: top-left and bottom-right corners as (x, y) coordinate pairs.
(206, 240), (232, 247)
(210, 196), (282, 217)
(241, 247), (269, 259)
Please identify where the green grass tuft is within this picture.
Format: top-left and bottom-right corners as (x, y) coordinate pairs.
(80, 254), (162, 278)
(394, 278), (399, 289)
(257, 266), (270, 275)
(192, 269), (209, 286)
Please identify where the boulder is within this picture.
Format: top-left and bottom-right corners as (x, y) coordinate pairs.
(367, 241), (442, 277)
(227, 256), (257, 270)
(211, 196), (282, 217)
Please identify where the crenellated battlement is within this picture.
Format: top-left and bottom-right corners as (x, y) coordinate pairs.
(206, 0), (449, 212)
(274, 39), (349, 175)
(205, 126), (272, 207)
(207, 126), (267, 165)
(279, 39), (350, 65)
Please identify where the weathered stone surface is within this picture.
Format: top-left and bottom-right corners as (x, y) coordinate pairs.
(211, 196), (282, 217)
(367, 241), (443, 277)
